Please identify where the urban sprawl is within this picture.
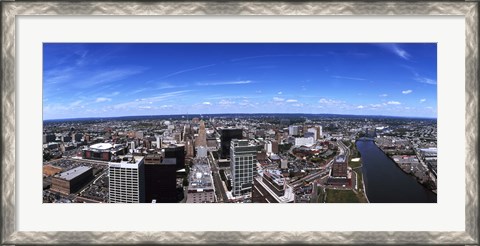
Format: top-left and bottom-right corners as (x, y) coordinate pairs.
(43, 114), (437, 203)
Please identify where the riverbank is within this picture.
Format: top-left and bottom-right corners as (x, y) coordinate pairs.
(348, 140), (369, 203)
(374, 140), (437, 192)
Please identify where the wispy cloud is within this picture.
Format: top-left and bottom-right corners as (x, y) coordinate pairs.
(156, 82), (186, 89)
(402, 90), (413, 94)
(219, 99), (235, 105)
(420, 98), (427, 103)
(286, 99), (298, 103)
(78, 66), (147, 88)
(318, 98), (344, 105)
(202, 102), (212, 105)
(357, 105), (365, 109)
(331, 75), (367, 81)
(402, 65), (437, 85)
(114, 90), (191, 109)
(230, 54), (323, 62)
(379, 94), (388, 97)
(382, 44), (411, 60)
(96, 97), (112, 103)
(159, 64), (215, 80)
(196, 80), (252, 86)
(67, 100), (83, 107)
(387, 101), (401, 105)
(273, 97), (285, 102)
(414, 76), (437, 85)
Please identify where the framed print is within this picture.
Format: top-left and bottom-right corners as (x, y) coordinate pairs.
(1, 1), (478, 245)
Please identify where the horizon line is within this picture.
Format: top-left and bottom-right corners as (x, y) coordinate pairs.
(43, 112), (438, 122)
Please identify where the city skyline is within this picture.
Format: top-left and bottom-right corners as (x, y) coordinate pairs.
(43, 43), (437, 120)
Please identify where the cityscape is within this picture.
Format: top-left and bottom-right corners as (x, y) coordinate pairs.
(43, 43), (437, 203)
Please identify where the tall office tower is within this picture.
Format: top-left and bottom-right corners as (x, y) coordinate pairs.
(164, 144), (185, 170)
(185, 138), (195, 158)
(220, 128), (243, 159)
(155, 135), (161, 149)
(195, 120), (207, 148)
(144, 155), (177, 203)
(230, 139), (257, 197)
(108, 156), (145, 203)
(288, 125), (300, 136)
(316, 125), (323, 139)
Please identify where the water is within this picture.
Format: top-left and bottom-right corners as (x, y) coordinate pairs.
(356, 139), (437, 203)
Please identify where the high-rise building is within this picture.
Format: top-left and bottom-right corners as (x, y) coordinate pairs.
(316, 125), (323, 139)
(288, 125), (301, 136)
(155, 135), (161, 149)
(144, 155), (177, 203)
(185, 138), (195, 158)
(164, 144), (185, 170)
(230, 139), (257, 197)
(108, 156), (145, 203)
(220, 128), (243, 159)
(195, 120), (207, 148)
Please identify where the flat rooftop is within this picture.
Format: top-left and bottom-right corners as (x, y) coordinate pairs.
(56, 166), (92, 181)
(89, 143), (113, 150)
(109, 155), (145, 168)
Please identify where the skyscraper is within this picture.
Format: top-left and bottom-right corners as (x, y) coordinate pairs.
(108, 156), (145, 203)
(230, 139), (257, 197)
(220, 128), (243, 159)
(195, 120), (207, 148)
(164, 144), (185, 170)
(144, 155), (177, 203)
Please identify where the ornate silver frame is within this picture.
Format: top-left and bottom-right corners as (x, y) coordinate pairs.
(1, 1), (478, 245)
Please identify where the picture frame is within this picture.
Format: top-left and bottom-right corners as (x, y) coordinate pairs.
(1, 1), (478, 245)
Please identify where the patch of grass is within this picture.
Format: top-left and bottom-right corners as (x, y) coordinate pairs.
(325, 189), (360, 203)
(349, 161), (362, 169)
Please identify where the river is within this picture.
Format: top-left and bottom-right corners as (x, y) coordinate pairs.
(356, 138), (437, 203)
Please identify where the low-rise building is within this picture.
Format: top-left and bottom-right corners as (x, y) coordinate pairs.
(51, 166), (94, 195)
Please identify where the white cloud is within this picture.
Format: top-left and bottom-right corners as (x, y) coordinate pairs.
(69, 100), (83, 107)
(331, 75), (367, 81)
(402, 90), (413, 94)
(384, 44), (411, 60)
(78, 66), (147, 88)
(286, 99), (298, 103)
(420, 98), (427, 103)
(370, 104), (382, 108)
(196, 80), (252, 86)
(379, 94), (388, 97)
(387, 101), (401, 105)
(219, 99), (235, 105)
(273, 97), (285, 102)
(357, 105), (365, 109)
(138, 106), (151, 109)
(318, 98), (343, 105)
(160, 64), (216, 80)
(278, 91), (283, 95)
(113, 90), (190, 109)
(292, 103), (304, 107)
(95, 97), (112, 103)
(415, 76), (437, 85)
(202, 102), (212, 105)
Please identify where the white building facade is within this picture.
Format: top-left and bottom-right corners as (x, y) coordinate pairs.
(230, 139), (257, 197)
(108, 156), (145, 203)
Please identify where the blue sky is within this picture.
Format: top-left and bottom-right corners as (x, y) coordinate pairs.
(43, 43), (437, 120)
